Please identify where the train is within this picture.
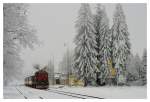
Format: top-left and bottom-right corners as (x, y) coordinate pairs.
(25, 69), (49, 89)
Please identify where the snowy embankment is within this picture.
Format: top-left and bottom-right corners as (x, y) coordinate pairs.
(52, 85), (147, 99)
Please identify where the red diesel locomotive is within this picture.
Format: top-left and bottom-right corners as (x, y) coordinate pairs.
(25, 69), (49, 89)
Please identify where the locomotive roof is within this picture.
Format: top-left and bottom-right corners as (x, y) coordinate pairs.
(35, 69), (48, 73)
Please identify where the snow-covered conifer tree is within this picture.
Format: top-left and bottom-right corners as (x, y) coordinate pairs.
(126, 54), (139, 82)
(73, 3), (99, 86)
(93, 4), (111, 85)
(141, 49), (147, 85)
(134, 54), (142, 79)
(111, 4), (131, 85)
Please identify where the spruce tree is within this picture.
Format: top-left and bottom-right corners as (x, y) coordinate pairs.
(134, 54), (142, 79)
(74, 4), (99, 86)
(94, 4), (111, 85)
(141, 49), (147, 85)
(111, 4), (131, 85)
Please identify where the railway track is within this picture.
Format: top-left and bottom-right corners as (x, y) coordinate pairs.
(16, 87), (44, 99)
(46, 88), (104, 99)
(16, 85), (104, 99)
(16, 87), (28, 99)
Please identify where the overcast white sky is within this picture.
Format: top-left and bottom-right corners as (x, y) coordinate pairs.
(21, 3), (147, 75)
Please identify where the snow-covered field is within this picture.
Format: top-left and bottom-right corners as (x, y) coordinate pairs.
(3, 85), (147, 99)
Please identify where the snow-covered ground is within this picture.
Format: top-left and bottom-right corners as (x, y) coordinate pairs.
(4, 85), (78, 99)
(3, 85), (147, 99)
(3, 86), (24, 99)
(54, 85), (147, 99)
